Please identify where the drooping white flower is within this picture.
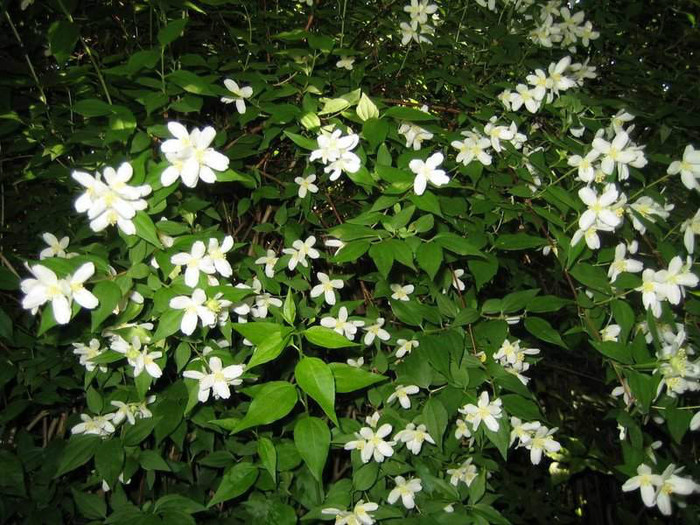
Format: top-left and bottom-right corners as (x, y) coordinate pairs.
(621, 464), (663, 508)
(111, 401), (140, 426)
(403, 0), (438, 24)
(455, 418), (472, 440)
(608, 243), (643, 283)
(207, 236), (234, 278)
(447, 457), (478, 487)
(656, 256), (699, 305)
(509, 417), (540, 447)
(221, 79), (253, 114)
(668, 144), (700, 191)
(637, 269), (666, 318)
(628, 196), (673, 234)
(654, 464), (699, 516)
(523, 425), (561, 464)
(160, 122), (230, 188)
(386, 384), (420, 409)
(183, 356), (245, 403)
(320, 306), (365, 340)
(484, 118), (515, 152)
(452, 130), (492, 166)
(409, 152), (448, 195)
(39, 233), (72, 259)
(132, 346), (163, 378)
(294, 174), (319, 198)
(73, 339), (107, 373)
(451, 268), (466, 291)
(169, 288), (217, 335)
(336, 56), (355, 70)
(347, 357), (364, 368)
(255, 249), (279, 278)
(345, 423), (395, 463)
(324, 151), (362, 181)
(387, 476), (422, 510)
(395, 338), (419, 358)
(72, 163), (151, 235)
(282, 236), (320, 270)
(459, 391), (503, 432)
(390, 283), (414, 301)
(252, 292), (283, 318)
(171, 241), (216, 288)
(363, 318), (391, 345)
(681, 209), (700, 254)
(71, 413), (116, 437)
(600, 324), (621, 342)
(309, 272), (344, 305)
(394, 423), (435, 454)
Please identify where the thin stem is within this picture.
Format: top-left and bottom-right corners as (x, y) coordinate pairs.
(4, 12), (48, 105)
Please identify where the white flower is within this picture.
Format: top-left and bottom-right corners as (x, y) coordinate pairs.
(608, 243), (643, 283)
(160, 122), (230, 188)
(567, 150), (600, 183)
(20, 263), (98, 325)
(403, 0), (438, 24)
(309, 128), (359, 165)
(255, 249), (279, 278)
(452, 131), (492, 166)
(455, 418), (472, 440)
(577, 185), (623, 231)
(390, 283), (414, 301)
(690, 411), (700, 431)
(133, 346), (163, 378)
(628, 196), (673, 234)
(526, 69), (551, 102)
(325, 238), (346, 256)
(387, 476), (422, 510)
(221, 79), (253, 114)
(451, 268), (466, 291)
(71, 413), (115, 437)
(39, 233), (72, 259)
(386, 385), (420, 409)
(205, 236), (234, 278)
(183, 356), (244, 403)
(101, 473), (130, 492)
(336, 56), (355, 70)
(347, 357), (364, 368)
(310, 272), (344, 305)
(345, 423), (395, 463)
(110, 401), (138, 426)
(294, 174), (319, 198)
(322, 501), (379, 525)
(324, 151), (362, 181)
(459, 391), (503, 432)
(484, 118), (515, 152)
(447, 458), (478, 487)
(654, 464), (699, 516)
(682, 209), (700, 254)
(394, 423), (435, 454)
(282, 235), (320, 270)
(656, 256), (699, 305)
(73, 339), (107, 373)
(637, 269), (666, 318)
(509, 417), (540, 446)
(72, 163), (151, 235)
(592, 130), (641, 179)
(523, 425), (561, 464)
(400, 21), (433, 46)
(252, 293), (283, 318)
(668, 144), (700, 191)
(622, 464), (663, 508)
(399, 113), (434, 151)
(547, 56), (577, 94)
(321, 306), (365, 340)
(510, 84), (541, 113)
(600, 324), (621, 342)
(409, 152), (448, 195)
(363, 318), (391, 345)
(395, 338), (419, 358)
(171, 241), (216, 288)
(169, 288), (217, 335)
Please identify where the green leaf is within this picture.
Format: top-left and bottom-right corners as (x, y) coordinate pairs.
(353, 462), (379, 491)
(95, 438), (124, 489)
(494, 234), (547, 251)
(208, 463), (259, 507)
(484, 418), (510, 460)
(384, 106), (437, 121)
(154, 495), (206, 515)
(328, 363), (387, 393)
(247, 331), (291, 369)
(304, 326), (358, 349)
(368, 242), (394, 278)
(332, 240), (370, 264)
(257, 437), (277, 483)
(233, 382), (298, 433)
(283, 289), (296, 325)
(434, 233), (485, 257)
(152, 309), (184, 341)
(295, 357), (338, 425)
(90, 281), (122, 331)
(48, 21), (80, 64)
(524, 316), (567, 348)
(423, 398), (448, 450)
(362, 118), (388, 149)
(158, 18), (188, 46)
(357, 93), (380, 121)
(139, 450), (171, 471)
(133, 211), (164, 248)
(416, 242), (443, 280)
(55, 435), (101, 478)
(468, 256), (499, 291)
(293, 417), (330, 482)
(570, 263), (611, 293)
(283, 131), (317, 150)
(72, 489), (106, 520)
(233, 322), (287, 345)
(74, 98), (113, 117)
(501, 394), (541, 420)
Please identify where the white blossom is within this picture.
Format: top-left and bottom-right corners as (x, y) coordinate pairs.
(668, 144), (700, 191)
(171, 241), (216, 288)
(71, 413), (115, 437)
(459, 391), (503, 432)
(221, 79), (253, 114)
(169, 288), (217, 335)
(310, 272), (344, 305)
(363, 318), (391, 345)
(282, 236), (320, 270)
(183, 356), (244, 403)
(387, 476), (422, 509)
(294, 174), (319, 198)
(386, 385), (419, 409)
(394, 423), (435, 454)
(321, 306), (364, 340)
(447, 457), (478, 487)
(395, 338), (419, 358)
(390, 283), (414, 301)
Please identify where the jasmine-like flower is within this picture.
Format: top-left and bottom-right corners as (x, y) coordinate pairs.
(386, 384), (419, 409)
(282, 236), (320, 270)
(183, 356), (245, 403)
(387, 476), (422, 510)
(390, 283), (414, 301)
(321, 306), (365, 340)
(255, 249), (279, 278)
(409, 152), (448, 195)
(310, 272), (344, 305)
(363, 318), (391, 345)
(395, 338), (419, 358)
(169, 288), (217, 335)
(171, 241), (215, 288)
(459, 391), (503, 432)
(221, 79), (253, 114)
(394, 423), (435, 454)
(294, 174), (319, 198)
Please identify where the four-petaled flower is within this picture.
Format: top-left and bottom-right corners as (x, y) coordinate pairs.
(294, 174), (319, 198)
(386, 384), (420, 409)
(390, 283), (414, 301)
(409, 152), (448, 196)
(387, 476), (422, 509)
(459, 391), (503, 432)
(221, 79), (253, 114)
(183, 356), (245, 402)
(169, 288), (217, 335)
(363, 318), (391, 345)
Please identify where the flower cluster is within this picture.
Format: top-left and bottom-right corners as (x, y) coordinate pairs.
(400, 0), (437, 46)
(510, 417), (561, 465)
(309, 127), (361, 181)
(622, 463), (699, 516)
(493, 339), (540, 384)
(72, 396), (154, 437)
